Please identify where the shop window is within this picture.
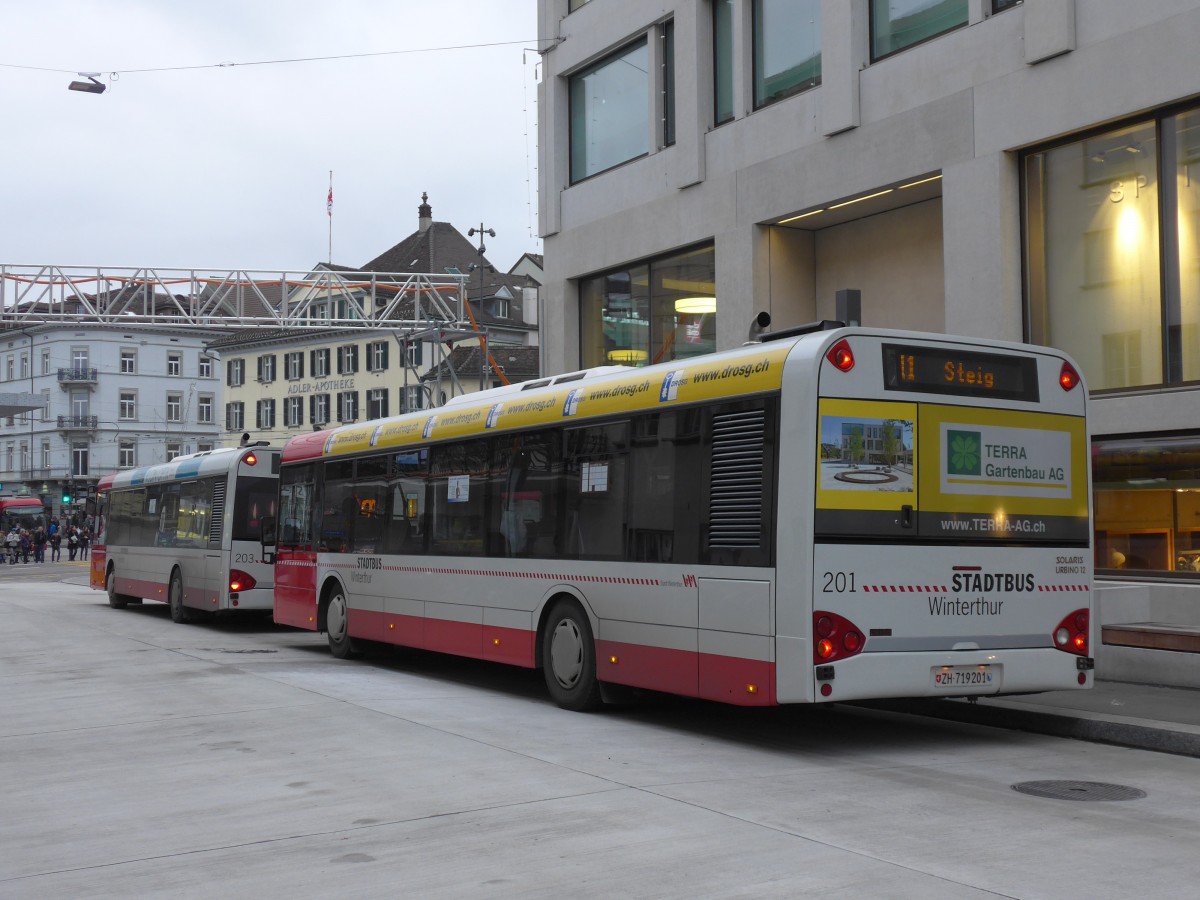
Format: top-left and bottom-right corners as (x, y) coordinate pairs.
(1094, 434), (1200, 579)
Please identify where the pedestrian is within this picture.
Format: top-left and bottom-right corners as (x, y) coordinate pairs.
(19, 529), (31, 564)
(4, 527), (18, 564)
(80, 525), (90, 560)
(49, 529), (61, 562)
(67, 527), (79, 561)
(32, 526), (46, 564)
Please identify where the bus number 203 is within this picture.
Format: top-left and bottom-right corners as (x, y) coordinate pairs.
(822, 572), (856, 593)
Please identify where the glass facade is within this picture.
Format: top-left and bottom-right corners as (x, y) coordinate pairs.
(580, 243), (716, 368)
(871, 0), (968, 60)
(1025, 108), (1200, 390)
(569, 40), (649, 183)
(1094, 434), (1200, 578)
(754, 0), (821, 108)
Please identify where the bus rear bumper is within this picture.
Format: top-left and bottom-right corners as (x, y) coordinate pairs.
(809, 648), (1093, 704)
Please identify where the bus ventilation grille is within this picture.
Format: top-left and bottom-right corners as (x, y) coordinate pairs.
(709, 408), (765, 547)
(209, 480), (226, 543)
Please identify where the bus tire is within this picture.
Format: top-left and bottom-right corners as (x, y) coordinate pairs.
(168, 570), (191, 624)
(106, 569), (133, 610)
(326, 586), (363, 659)
(541, 600), (602, 711)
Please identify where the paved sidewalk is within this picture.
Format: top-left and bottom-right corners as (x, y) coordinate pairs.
(868, 679), (1200, 758)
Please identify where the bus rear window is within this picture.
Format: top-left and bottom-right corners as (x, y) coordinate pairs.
(232, 478), (278, 542)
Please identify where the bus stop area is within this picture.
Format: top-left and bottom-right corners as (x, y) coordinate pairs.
(3, 571), (1200, 898)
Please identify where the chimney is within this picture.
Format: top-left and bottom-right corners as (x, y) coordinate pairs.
(418, 191), (432, 233)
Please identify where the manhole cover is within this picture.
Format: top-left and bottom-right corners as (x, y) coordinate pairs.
(1011, 780), (1146, 802)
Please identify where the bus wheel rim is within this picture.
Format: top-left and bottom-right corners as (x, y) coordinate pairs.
(328, 594), (347, 641)
(549, 618), (583, 689)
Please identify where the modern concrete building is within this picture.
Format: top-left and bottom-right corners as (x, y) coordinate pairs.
(537, 0), (1200, 662)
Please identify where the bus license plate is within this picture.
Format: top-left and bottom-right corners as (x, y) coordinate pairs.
(932, 665), (995, 690)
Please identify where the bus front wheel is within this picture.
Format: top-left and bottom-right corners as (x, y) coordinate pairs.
(168, 571), (191, 623)
(107, 569), (134, 610)
(542, 601), (602, 711)
(326, 588), (363, 659)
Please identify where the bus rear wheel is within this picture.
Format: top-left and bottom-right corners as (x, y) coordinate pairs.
(106, 569), (134, 610)
(168, 571), (191, 623)
(542, 601), (602, 711)
(326, 587), (363, 659)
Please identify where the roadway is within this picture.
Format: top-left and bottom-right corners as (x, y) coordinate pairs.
(2, 570), (1199, 898)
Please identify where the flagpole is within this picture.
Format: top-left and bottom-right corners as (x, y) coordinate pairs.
(327, 170), (333, 264)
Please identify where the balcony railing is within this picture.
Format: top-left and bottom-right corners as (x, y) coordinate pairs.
(57, 415), (98, 429)
(58, 367), (98, 384)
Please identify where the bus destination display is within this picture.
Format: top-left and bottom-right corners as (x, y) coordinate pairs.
(881, 344), (1039, 402)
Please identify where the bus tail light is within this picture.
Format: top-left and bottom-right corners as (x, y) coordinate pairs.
(813, 611), (866, 663)
(1053, 608), (1089, 655)
(1058, 361), (1081, 391)
(826, 339), (855, 372)
(229, 569), (257, 594)
(243, 452), (258, 466)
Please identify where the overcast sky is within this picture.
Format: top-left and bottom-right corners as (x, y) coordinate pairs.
(1, 1), (541, 275)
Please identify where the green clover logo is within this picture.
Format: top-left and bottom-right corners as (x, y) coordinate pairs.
(947, 430), (981, 476)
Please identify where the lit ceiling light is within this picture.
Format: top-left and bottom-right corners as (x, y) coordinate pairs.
(68, 74), (106, 94)
(828, 189), (894, 210)
(675, 296), (716, 314)
(899, 174), (942, 189)
(778, 209), (825, 224)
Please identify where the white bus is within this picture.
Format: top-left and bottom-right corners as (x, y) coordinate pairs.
(91, 445), (280, 622)
(271, 326), (1093, 709)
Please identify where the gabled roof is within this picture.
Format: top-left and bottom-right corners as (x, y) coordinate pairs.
(421, 344), (541, 383)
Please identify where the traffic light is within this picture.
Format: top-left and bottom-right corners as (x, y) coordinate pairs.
(62, 482), (72, 504)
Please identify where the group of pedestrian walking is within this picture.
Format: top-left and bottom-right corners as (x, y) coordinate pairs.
(4, 520), (89, 564)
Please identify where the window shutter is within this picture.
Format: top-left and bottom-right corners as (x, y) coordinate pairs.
(227, 360), (234, 386)
(381, 342), (389, 369)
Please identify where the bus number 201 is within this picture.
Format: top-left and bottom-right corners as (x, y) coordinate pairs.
(822, 572), (856, 593)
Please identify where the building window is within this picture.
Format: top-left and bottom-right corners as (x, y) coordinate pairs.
(871, 0), (968, 61)
(40, 389), (50, 422)
(310, 393), (330, 427)
(337, 390), (359, 423)
(285, 396), (304, 428)
(403, 385), (425, 412)
(166, 393), (182, 422)
(714, 0), (734, 125)
(119, 392), (137, 421)
(367, 341), (389, 372)
(286, 351), (305, 380)
(337, 344), (359, 375)
(258, 354), (277, 383)
(754, 0), (821, 108)
(580, 242), (716, 368)
(570, 39), (649, 183)
(993, 0), (1022, 11)
(119, 440), (136, 469)
(4, 356), (11, 381)
(71, 442), (89, 477)
(198, 394), (213, 424)
(1094, 434), (1200, 580)
(167, 352), (182, 376)
(197, 442), (214, 453)
(42, 440), (51, 468)
(405, 341), (424, 367)
(226, 402), (245, 432)
(19, 441), (28, 470)
(41, 351), (50, 376)
(311, 348), (330, 378)
(20, 353), (28, 379)
(662, 19), (675, 146)
(227, 358), (245, 387)
(257, 399), (276, 429)
(120, 349), (136, 374)
(72, 348), (88, 370)
(1023, 108), (1200, 391)
(166, 443), (182, 461)
(199, 354), (213, 378)
(367, 388), (388, 420)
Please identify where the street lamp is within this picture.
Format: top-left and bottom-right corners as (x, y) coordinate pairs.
(68, 74), (106, 94)
(467, 224), (496, 388)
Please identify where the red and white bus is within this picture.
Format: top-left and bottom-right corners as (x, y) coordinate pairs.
(0, 495), (48, 532)
(90, 445), (280, 621)
(270, 326), (1093, 709)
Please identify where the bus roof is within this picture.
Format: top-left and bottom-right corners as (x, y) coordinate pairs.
(282, 327), (1081, 465)
(97, 445), (280, 492)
